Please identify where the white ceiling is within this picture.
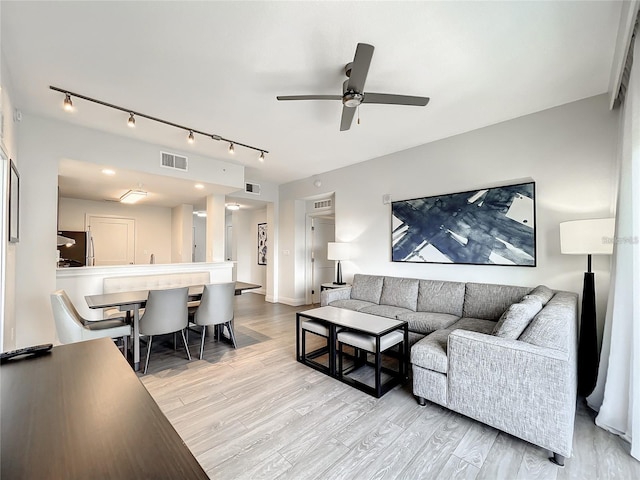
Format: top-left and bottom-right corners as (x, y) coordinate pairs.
(1, 1), (622, 205)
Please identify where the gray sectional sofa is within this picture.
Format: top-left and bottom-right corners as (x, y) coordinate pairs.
(321, 273), (578, 464)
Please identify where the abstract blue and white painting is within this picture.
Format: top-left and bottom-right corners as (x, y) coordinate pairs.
(391, 182), (536, 266)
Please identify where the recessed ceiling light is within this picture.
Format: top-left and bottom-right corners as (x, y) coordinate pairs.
(194, 183), (204, 190)
(102, 169), (116, 176)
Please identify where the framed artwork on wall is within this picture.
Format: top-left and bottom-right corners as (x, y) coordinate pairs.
(391, 181), (536, 266)
(258, 222), (267, 265)
(9, 159), (19, 243)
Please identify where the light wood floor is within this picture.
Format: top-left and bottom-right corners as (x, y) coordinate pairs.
(140, 294), (640, 480)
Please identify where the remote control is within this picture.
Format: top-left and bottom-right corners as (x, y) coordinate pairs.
(0, 343), (53, 362)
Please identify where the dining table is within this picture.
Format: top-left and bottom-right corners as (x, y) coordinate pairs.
(85, 281), (260, 371)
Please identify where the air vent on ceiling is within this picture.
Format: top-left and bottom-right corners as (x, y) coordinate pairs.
(160, 151), (188, 171)
(314, 199), (332, 210)
(245, 182), (261, 195)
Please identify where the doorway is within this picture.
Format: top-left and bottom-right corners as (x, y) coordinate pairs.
(306, 215), (335, 304)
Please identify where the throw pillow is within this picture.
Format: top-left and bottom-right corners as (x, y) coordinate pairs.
(492, 298), (543, 340)
(522, 285), (554, 306)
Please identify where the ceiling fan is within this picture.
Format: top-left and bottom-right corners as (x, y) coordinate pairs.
(277, 43), (430, 131)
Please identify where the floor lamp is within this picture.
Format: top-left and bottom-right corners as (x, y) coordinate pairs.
(560, 218), (615, 397)
(327, 242), (350, 285)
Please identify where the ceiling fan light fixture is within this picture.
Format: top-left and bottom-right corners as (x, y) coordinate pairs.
(63, 93), (73, 111)
(342, 92), (363, 108)
(127, 112), (136, 128)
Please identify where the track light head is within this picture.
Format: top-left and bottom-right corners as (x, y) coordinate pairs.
(228, 143), (235, 154)
(259, 151), (265, 162)
(127, 113), (135, 128)
(63, 93), (73, 111)
(188, 130), (195, 144)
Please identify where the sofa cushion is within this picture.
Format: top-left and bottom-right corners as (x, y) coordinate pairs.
(417, 280), (466, 316)
(410, 317), (495, 373)
(522, 285), (554, 306)
(350, 274), (384, 304)
(452, 317), (497, 335)
(519, 292), (575, 353)
(492, 298), (543, 339)
(462, 282), (531, 320)
(380, 277), (419, 311)
(397, 311), (459, 335)
(360, 304), (414, 319)
(329, 299), (377, 312)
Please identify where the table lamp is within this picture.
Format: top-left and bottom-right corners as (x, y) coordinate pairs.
(559, 218), (615, 397)
(327, 242), (350, 285)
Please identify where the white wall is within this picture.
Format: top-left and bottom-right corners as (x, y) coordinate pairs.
(171, 204), (193, 263)
(59, 197), (173, 264)
(279, 95), (619, 342)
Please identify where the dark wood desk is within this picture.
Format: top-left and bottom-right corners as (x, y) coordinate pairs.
(1, 338), (208, 479)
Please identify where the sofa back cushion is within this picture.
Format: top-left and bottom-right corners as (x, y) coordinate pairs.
(380, 277), (419, 311)
(350, 274), (384, 304)
(492, 298), (543, 339)
(519, 291), (577, 353)
(417, 280), (466, 316)
(462, 282), (531, 320)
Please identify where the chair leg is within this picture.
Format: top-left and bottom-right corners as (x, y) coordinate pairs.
(143, 336), (153, 375)
(122, 335), (128, 361)
(199, 326), (206, 360)
(227, 321), (238, 349)
(181, 329), (191, 361)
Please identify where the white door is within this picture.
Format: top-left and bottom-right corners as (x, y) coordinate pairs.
(311, 217), (335, 303)
(86, 215), (135, 265)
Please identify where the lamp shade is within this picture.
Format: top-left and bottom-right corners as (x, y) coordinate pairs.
(559, 218), (615, 255)
(327, 242), (350, 261)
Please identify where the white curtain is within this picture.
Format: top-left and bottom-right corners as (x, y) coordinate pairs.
(586, 30), (640, 461)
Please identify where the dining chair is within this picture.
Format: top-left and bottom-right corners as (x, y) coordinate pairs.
(50, 290), (131, 358)
(190, 282), (237, 359)
(139, 287), (191, 374)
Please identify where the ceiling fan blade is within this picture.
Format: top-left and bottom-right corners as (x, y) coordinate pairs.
(346, 43), (374, 93)
(276, 95), (342, 101)
(362, 93), (430, 106)
(340, 106), (356, 131)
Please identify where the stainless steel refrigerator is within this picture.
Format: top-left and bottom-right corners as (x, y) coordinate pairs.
(57, 230), (95, 267)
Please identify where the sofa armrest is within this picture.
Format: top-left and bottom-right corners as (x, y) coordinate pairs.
(447, 329), (576, 457)
(320, 286), (352, 306)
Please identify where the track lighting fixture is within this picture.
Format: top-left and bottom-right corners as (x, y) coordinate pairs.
(51, 86), (269, 159)
(63, 93), (73, 111)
